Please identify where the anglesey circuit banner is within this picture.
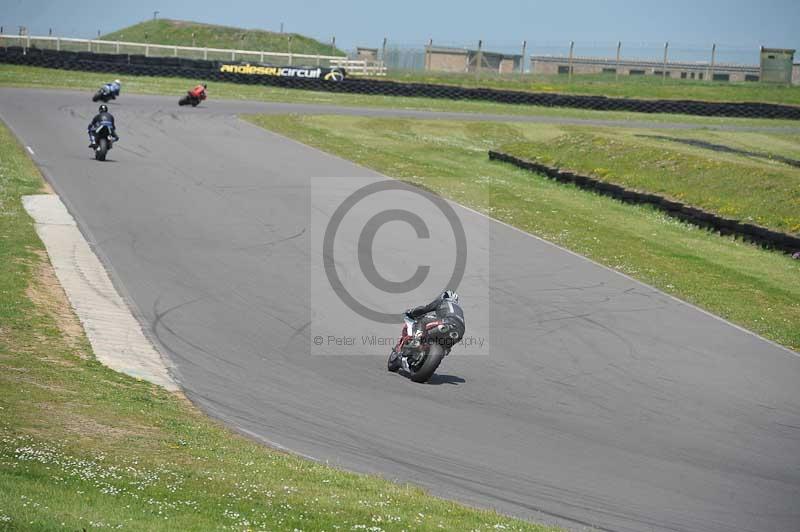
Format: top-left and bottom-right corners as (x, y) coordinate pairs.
(219, 63), (345, 81)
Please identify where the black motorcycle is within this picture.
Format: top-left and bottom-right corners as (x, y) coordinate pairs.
(91, 122), (115, 161)
(388, 315), (451, 383)
(178, 93), (204, 107)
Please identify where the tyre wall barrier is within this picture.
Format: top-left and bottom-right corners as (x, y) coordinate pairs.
(0, 47), (342, 89)
(3, 47), (800, 120)
(488, 150), (800, 254)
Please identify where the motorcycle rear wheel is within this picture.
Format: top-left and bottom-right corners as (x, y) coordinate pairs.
(95, 138), (108, 161)
(408, 343), (445, 383)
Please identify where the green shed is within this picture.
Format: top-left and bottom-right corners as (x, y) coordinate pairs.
(760, 47), (795, 83)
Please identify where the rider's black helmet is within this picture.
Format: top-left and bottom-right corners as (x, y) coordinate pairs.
(98, 104), (108, 113)
(203, 83), (207, 89)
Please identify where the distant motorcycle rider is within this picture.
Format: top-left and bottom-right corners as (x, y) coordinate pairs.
(87, 104), (119, 148)
(188, 83), (207, 102)
(102, 79), (121, 98)
(389, 290), (465, 369)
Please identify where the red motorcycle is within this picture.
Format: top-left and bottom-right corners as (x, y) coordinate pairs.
(388, 315), (450, 383)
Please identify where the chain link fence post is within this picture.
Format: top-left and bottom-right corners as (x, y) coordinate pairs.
(568, 40), (574, 83)
(708, 43), (716, 81)
(475, 39), (483, 79)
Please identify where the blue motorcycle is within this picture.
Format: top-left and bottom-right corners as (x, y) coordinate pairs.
(92, 80), (121, 102)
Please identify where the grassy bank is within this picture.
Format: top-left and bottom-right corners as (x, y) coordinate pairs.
(1, 64), (797, 129)
(381, 71), (800, 106)
(499, 128), (800, 234)
(246, 114), (800, 351)
(101, 19), (345, 57)
(0, 120), (555, 530)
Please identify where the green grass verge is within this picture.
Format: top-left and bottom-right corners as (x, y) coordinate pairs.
(101, 18), (345, 57)
(499, 127), (800, 234)
(1, 64), (797, 129)
(380, 71), (800, 106)
(0, 120), (556, 531)
(244, 114), (800, 351)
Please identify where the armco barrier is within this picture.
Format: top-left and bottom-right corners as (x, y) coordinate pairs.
(488, 150), (800, 254)
(2, 47), (800, 120)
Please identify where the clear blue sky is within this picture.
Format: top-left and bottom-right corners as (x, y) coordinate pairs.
(3, 0), (798, 56)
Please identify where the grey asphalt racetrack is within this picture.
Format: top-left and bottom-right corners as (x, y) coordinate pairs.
(2, 88), (799, 532)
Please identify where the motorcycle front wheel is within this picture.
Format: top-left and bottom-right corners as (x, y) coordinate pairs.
(387, 349), (401, 372)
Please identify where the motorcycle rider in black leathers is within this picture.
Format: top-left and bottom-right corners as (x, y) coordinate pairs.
(389, 290), (465, 370)
(87, 104), (119, 147)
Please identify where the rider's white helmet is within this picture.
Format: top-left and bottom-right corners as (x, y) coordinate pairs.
(114, 79), (121, 84)
(442, 290), (459, 303)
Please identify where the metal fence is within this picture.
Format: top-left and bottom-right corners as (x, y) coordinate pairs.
(0, 34), (386, 75)
(0, 33), (767, 78)
(375, 39), (763, 74)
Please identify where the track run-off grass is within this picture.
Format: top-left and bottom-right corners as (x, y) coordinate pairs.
(1, 64), (798, 130)
(0, 120), (558, 531)
(499, 128), (800, 234)
(378, 71), (800, 106)
(245, 114), (800, 352)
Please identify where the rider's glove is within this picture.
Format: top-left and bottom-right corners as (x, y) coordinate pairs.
(403, 311), (414, 320)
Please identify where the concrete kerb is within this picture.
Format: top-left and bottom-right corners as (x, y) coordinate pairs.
(22, 194), (179, 391)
